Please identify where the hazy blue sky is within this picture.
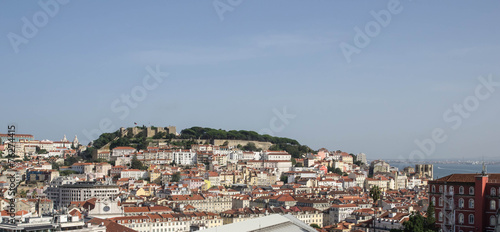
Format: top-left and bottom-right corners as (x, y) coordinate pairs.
(1, 1), (499, 160)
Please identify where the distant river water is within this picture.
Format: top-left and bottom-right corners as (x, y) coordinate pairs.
(391, 163), (500, 180)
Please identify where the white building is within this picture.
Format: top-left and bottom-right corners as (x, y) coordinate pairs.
(263, 151), (291, 161)
(327, 204), (359, 225)
(356, 153), (367, 164)
(172, 149), (196, 165)
(112, 146), (136, 157)
(241, 151), (259, 160)
(120, 169), (148, 180)
(348, 172), (366, 187)
(45, 182), (119, 209)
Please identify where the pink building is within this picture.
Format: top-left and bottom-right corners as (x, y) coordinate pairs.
(181, 178), (205, 189)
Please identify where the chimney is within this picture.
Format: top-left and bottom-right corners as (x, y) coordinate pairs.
(474, 165), (488, 232)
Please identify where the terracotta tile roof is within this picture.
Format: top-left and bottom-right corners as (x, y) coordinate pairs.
(0, 210), (30, 216)
(170, 194), (205, 201)
(276, 194), (296, 202)
(69, 209), (83, 219)
(432, 173), (500, 183)
(113, 146), (136, 150)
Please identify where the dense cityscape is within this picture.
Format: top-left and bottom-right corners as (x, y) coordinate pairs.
(0, 126), (497, 232)
(2, 1), (499, 232)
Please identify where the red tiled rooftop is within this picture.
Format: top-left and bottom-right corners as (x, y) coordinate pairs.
(432, 173), (500, 183)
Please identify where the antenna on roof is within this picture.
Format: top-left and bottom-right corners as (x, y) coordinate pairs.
(482, 161), (487, 176)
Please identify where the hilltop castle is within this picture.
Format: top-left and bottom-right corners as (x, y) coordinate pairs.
(119, 126), (176, 138)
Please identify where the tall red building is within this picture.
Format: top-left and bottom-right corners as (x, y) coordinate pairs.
(429, 170), (500, 232)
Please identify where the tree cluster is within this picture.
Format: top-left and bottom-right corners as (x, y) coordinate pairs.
(242, 142), (259, 151)
(93, 132), (119, 149)
(328, 165), (347, 176)
(90, 126), (314, 159)
(60, 170), (78, 176)
(131, 156), (148, 170)
(171, 172), (181, 182)
(180, 127), (299, 145)
(391, 201), (436, 232)
(152, 132), (176, 140)
(350, 153), (363, 166)
(64, 156), (80, 166)
(35, 147), (48, 154)
(268, 143), (313, 158)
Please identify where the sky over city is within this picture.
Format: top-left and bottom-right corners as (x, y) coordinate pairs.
(1, 1), (499, 160)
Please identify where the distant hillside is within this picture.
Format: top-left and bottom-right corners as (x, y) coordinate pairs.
(179, 127), (298, 145)
(90, 126), (313, 158)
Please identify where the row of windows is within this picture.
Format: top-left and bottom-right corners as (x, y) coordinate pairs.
(438, 213), (499, 227)
(438, 212), (474, 224)
(431, 185), (499, 196)
(432, 197), (497, 210)
(432, 185), (474, 195)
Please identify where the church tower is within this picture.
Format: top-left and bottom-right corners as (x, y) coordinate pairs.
(73, 135), (79, 148)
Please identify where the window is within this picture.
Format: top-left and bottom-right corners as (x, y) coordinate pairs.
(458, 198), (464, 208)
(492, 188), (497, 196)
(490, 216), (496, 226)
(432, 185), (436, 192)
(469, 214), (474, 224)
(439, 212), (443, 222)
(449, 186), (454, 193)
(469, 199), (474, 208)
(469, 187), (474, 195)
(432, 197), (436, 205)
(439, 197), (443, 206)
(439, 186), (443, 193)
(458, 213), (464, 224)
(490, 200), (496, 210)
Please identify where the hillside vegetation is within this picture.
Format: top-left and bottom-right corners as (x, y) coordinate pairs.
(91, 126), (313, 158)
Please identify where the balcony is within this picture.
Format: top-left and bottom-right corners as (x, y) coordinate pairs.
(444, 191), (454, 197)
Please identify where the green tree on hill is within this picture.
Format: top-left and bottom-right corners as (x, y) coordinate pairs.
(242, 142), (258, 151)
(153, 132), (166, 139)
(280, 174), (288, 183)
(36, 147), (48, 154)
(426, 201), (437, 231)
(89, 126), (314, 159)
(391, 210), (437, 232)
(110, 137), (131, 149)
(136, 137), (148, 150)
(93, 132), (119, 149)
(60, 170), (78, 176)
(171, 172), (181, 182)
(369, 185), (381, 206)
(51, 162), (60, 170)
(131, 155), (148, 170)
(64, 156), (79, 166)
